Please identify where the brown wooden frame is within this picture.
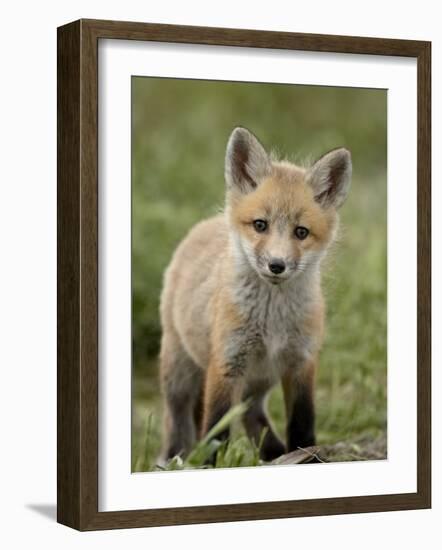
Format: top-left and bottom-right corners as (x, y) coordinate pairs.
(57, 18), (431, 531)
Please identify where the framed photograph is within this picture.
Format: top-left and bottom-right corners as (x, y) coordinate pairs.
(57, 19), (431, 530)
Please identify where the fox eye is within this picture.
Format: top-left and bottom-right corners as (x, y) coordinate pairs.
(295, 226), (309, 240)
(253, 219), (268, 233)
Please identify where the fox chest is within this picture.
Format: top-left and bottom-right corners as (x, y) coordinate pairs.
(229, 284), (316, 382)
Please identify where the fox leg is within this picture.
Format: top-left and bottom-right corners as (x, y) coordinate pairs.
(159, 332), (203, 464)
(243, 383), (286, 461)
(201, 360), (239, 442)
(282, 357), (317, 452)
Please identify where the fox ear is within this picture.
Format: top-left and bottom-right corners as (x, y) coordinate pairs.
(225, 127), (271, 193)
(306, 148), (352, 209)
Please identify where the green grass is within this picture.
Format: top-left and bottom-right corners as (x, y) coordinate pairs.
(131, 78), (387, 472)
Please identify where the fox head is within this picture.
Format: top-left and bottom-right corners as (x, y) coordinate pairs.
(225, 127), (352, 285)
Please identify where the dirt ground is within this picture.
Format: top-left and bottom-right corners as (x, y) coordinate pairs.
(272, 434), (387, 465)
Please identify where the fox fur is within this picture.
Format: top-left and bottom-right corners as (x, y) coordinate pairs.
(158, 127), (352, 463)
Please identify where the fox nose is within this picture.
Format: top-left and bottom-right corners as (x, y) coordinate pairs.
(268, 259), (286, 275)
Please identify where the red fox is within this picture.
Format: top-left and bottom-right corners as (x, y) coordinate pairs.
(159, 127), (351, 464)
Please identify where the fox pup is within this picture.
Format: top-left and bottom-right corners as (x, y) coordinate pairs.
(159, 127), (351, 463)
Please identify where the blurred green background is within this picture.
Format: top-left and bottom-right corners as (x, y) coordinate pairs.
(132, 77), (387, 471)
